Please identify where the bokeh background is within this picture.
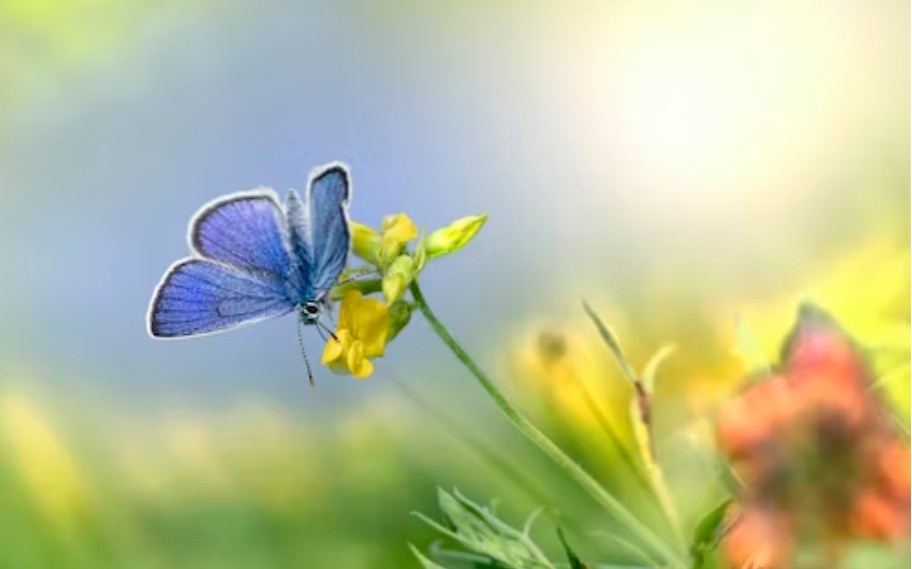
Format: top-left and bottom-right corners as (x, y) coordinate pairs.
(0, 1), (907, 567)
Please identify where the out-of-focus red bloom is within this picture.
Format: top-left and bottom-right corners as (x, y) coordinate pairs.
(717, 305), (910, 568)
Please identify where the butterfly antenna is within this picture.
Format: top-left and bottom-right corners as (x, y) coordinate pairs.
(318, 321), (339, 342)
(297, 319), (315, 386)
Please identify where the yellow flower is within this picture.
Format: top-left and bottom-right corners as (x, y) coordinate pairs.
(379, 213), (418, 266)
(322, 290), (390, 378)
(0, 392), (89, 533)
(350, 213), (419, 268)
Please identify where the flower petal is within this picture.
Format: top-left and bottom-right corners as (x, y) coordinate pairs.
(350, 297), (390, 357)
(345, 340), (366, 375)
(350, 221), (381, 264)
(382, 213), (418, 244)
(321, 329), (351, 365)
(351, 356), (374, 379)
(378, 213), (419, 266)
(338, 290), (365, 330)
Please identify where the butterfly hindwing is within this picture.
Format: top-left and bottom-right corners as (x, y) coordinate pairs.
(190, 190), (292, 281)
(148, 259), (295, 338)
(307, 165), (352, 292)
(285, 164), (352, 298)
(285, 189), (314, 300)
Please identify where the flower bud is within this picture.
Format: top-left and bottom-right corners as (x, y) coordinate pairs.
(386, 301), (412, 341)
(378, 213), (418, 267)
(382, 255), (416, 304)
(350, 221), (381, 265)
(423, 214), (488, 260)
(414, 238), (428, 271)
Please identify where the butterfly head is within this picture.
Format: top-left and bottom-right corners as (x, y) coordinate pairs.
(297, 297), (337, 384)
(300, 300), (323, 325)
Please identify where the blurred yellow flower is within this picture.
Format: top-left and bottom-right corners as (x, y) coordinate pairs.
(322, 290), (390, 378)
(510, 325), (624, 434)
(0, 392), (89, 532)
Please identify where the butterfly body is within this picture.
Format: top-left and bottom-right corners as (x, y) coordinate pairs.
(147, 163), (351, 339)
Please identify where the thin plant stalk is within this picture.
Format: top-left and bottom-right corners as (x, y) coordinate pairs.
(570, 373), (654, 492)
(582, 301), (686, 549)
(409, 280), (685, 569)
(574, 373), (684, 547)
(646, 455), (685, 549)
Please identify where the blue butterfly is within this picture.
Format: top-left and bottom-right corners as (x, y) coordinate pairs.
(147, 163), (352, 359)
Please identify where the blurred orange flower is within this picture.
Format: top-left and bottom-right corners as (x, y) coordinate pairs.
(717, 304), (910, 568)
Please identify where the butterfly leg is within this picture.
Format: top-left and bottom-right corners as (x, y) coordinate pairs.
(334, 267), (381, 289)
(338, 266), (380, 282)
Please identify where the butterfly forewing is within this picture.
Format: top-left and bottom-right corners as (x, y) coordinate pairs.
(285, 164), (352, 299)
(190, 190), (293, 281)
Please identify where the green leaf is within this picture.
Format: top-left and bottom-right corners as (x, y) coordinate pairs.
(581, 300), (638, 384)
(410, 544), (450, 569)
(430, 544), (504, 568)
(640, 344), (676, 394)
(556, 528), (587, 569)
(414, 489), (554, 569)
(411, 511), (462, 543)
(689, 498), (732, 568)
(521, 508), (544, 538)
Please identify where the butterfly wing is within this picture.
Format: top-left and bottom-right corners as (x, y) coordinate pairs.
(148, 259), (294, 338)
(149, 190), (297, 338)
(307, 165), (352, 292)
(190, 189), (292, 280)
(286, 163), (352, 299)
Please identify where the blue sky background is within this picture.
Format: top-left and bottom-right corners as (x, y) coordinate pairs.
(0, 0), (906, 415)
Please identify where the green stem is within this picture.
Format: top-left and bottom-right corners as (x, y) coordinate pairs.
(409, 280), (684, 568)
(576, 375), (685, 550)
(645, 453), (686, 549)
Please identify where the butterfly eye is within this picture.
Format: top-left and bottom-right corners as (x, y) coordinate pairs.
(304, 302), (320, 316)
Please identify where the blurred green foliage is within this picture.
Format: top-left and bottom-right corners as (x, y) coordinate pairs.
(0, 393), (444, 568)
